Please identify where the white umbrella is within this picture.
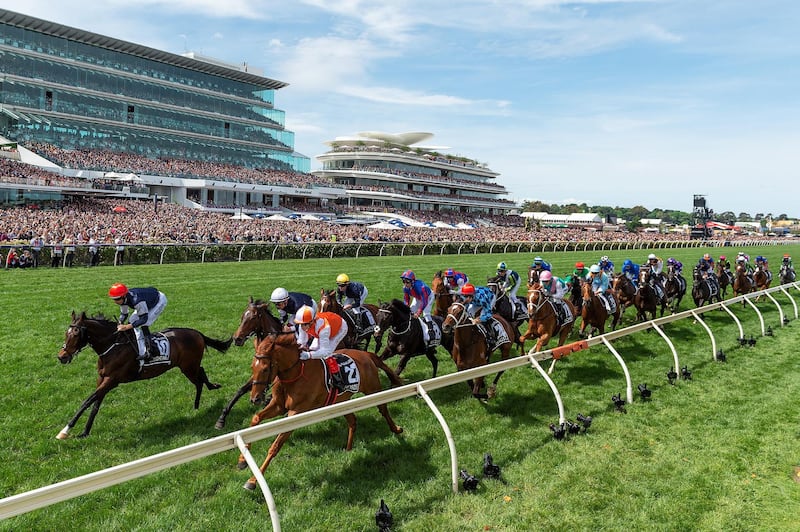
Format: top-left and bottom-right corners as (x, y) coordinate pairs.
(231, 212), (252, 220)
(300, 214), (321, 221)
(266, 214), (292, 221)
(368, 221), (402, 230)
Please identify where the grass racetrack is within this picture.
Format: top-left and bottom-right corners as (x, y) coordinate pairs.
(1, 245), (799, 531)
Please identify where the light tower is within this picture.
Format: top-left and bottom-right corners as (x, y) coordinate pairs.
(692, 195), (713, 240)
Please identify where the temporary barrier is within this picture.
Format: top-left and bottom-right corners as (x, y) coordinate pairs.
(1, 281), (798, 527)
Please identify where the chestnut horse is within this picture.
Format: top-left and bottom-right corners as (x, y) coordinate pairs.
(520, 285), (577, 374)
(733, 264), (755, 300)
(612, 274), (637, 317)
(237, 333), (403, 490)
(579, 281), (620, 337)
(319, 289), (379, 351)
(753, 266), (772, 292)
(431, 270), (453, 318)
(215, 297), (284, 430)
(56, 311), (231, 439)
(441, 301), (519, 399)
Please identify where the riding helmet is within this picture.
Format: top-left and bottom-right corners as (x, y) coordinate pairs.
(295, 305), (315, 324)
(497, 262), (507, 271)
(601, 255), (609, 262)
(108, 283), (128, 298)
(540, 271), (553, 282)
(445, 268), (455, 277)
(589, 264), (601, 273)
(461, 283), (476, 296)
(575, 262), (585, 269)
(648, 253), (657, 260)
(703, 253), (711, 260)
(336, 273), (350, 284)
(720, 255), (726, 260)
(270, 287), (290, 303)
(623, 259), (633, 267)
(401, 269), (416, 282)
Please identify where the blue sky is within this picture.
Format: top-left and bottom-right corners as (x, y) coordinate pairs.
(3, 1), (799, 217)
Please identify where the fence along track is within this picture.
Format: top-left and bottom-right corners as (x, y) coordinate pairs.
(1, 282), (798, 527)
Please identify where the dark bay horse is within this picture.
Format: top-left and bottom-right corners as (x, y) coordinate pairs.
(319, 289), (379, 351)
(56, 311), (232, 439)
(579, 281), (620, 337)
(373, 299), (452, 378)
(216, 297), (284, 430)
(732, 264), (755, 300)
(441, 301), (519, 400)
(486, 274), (529, 327)
(431, 271), (454, 318)
(238, 333), (403, 490)
(520, 285), (577, 373)
(665, 264), (687, 313)
(779, 264), (797, 285)
(567, 276), (583, 311)
(691, 267), (722, 307)
(716, 263), (733, 297)
(635, 270), (666, 321)
(611, 274), (637, 317)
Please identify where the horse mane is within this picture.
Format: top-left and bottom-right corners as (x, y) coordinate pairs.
(252, 298), (269, 306)
(389, 298), (412, 318)
(434, 270), (443, 279)
(82, 312), (116, 327)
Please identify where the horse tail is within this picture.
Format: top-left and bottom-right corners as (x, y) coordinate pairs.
(203, 334), (233, 353)
(368, 352), (404, 387)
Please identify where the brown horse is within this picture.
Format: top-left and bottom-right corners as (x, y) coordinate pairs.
(319, 289), (379, 350)
(237, 333), (403, 490)
(664, 264), (687, 313)
(56, 311), (231, 439)
(527, 267), (541, 288)
(753, 266), (772, 292)
(215, 297), (285, 430)
(579, 281), (620, 337)
(716, 263), (733, 297)
(634, 269), (666, 321)
(519, 285), (577, 372)
(431, 270), (453, 318)
(733, 264), (755, 300)
(612, 273), (637, 317)
(441, 301), (518, 399)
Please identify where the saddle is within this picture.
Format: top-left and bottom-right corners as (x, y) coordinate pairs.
(139, 333), (170, 368)
(550, 299), (573, 330)
(347, 308), (374, 336)
(322, 354), (360, 398)
(599, 293), (617, 314)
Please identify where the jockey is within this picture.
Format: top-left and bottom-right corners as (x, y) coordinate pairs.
(495, 261), (522, 319)
(735, 252), (754, 274)
(109, 283), (168, 361)
(443, 268), (469, 294)
(270, 287), (317, 330)
(697, 253), (716, 280)
(598, 255), (615, 275)
(460, 283), (497, 347)
(645, 253), (666, 300)
(294, 305), (348, 360)
(539, 270), (566, 300)
(782, 253), (794, 270)
(621, 259), (640, 288)
(781, 253), (796, 281)
(755, 255), (769, 272)
(530, 256), (552, 272)
(666, 257), (684, 275)
(335, 273), (369, 329)
(573, 261), (590, 280)
(588, 264), (613, 312)
(401, 270), (434, 327)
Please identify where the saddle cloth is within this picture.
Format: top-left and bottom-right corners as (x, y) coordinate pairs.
(417, 317), (442, 347)
(322, 353), (361, 395)
(487, 317), (511, 351)
(141, 333), (171, 368)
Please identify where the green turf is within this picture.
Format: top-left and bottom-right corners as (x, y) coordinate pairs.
(1, 245), (799, 531)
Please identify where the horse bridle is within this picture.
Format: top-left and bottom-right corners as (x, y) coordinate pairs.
(251, 338), (303, 387)
(376, 308), (412, 335)
(445, 301), (471, 328)
(527, 288), (550, 317)
(63, 323), (127, 358)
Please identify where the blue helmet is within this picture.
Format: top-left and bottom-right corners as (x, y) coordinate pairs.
(401, 269), (416, 282)
(623, 259), (633, 268)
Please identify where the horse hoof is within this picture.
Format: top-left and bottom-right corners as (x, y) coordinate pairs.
(214, 420), (225, 430)
(243, 480), (257, 491)
(237, 460), (249, 471)
(394, 426), (404, 434)
(55, 432), (69, 440)
(487, 386), (497, 399)
(209, 383), (222, 390)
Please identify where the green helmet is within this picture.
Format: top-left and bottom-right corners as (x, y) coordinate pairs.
(497, 261), (507, 271)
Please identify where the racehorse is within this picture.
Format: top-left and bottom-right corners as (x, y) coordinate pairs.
(373, 299), (452, 378)
(216, 297), (284, 430)
(431, 270), (454, 318)
(56, 311), (232, 439)
(753, 266), (772, 292)
(567, 276), (583, 311)
(519, 284), (577, 373)
(611, 273), (637, 317)
(527, 267), (540, 288)
(441, 301), (519, 399)
(486, 274), (529, 327)
(664, 264), (687, 313)
(635, 269), (666, 321)
(691, 267), (722, 307)
(779, 264), (796, 285)
(579, 281), (620, 337)
(716, 263), (733, 297)
(732, 264), (755, 300)
(237, 333), (403, 490)
(319, 288), (379, 351)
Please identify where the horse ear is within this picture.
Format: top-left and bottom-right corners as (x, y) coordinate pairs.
(71, 310), (77, 320)
(249, 295), (254, 303)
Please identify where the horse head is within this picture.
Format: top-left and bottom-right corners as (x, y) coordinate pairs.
(442, 300), (469, 334)
(374, 299), (410, 337)
(250, 333), (297, 404)
(234, 296), (282, 346)
(527, 268), (540, 287)
(526, 285), (548, 316)
(58, 310), (91, 364)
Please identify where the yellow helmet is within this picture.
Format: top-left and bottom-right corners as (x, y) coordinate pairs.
(336, 273), (350, 284)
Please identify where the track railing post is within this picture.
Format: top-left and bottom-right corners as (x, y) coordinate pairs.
(719, 303), (745, 339)
(762, 292), (785, 326)
(234, 434), (281, 531)
(743, 297), (766, 336)
(526, 352), (566, 425)
(600, 337), (633, 404)
(779, 286), (798, 319)
(416, 384), (459, 493)
(690, 310), (718, 360)
(650, 322), (680, 376)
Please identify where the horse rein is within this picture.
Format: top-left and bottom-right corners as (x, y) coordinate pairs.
(376, 308), (412, 335)
(445, 302), (473, 329)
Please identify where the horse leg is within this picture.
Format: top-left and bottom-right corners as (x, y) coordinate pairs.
(425, 349), (439, 378)
(237, 400), (285, 470)
(78, 392), (111, 438)
(200, 366), (222, 391)
(215, 379), (254, 430)
(243, 430), (294, 491)
(343, 413), (357, 451)
(395, 353), (411, 376)
(376, 404), (403, 434)
(472, 376), (488, 400)
(57, 390), (99, 439)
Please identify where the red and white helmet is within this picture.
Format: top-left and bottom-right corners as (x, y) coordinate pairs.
(294, 305), (315, 324)
(108, 283), (128, 298)
(461, 283), (476, 296)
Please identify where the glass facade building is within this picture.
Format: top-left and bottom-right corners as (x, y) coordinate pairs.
(0, 9), (309, 172)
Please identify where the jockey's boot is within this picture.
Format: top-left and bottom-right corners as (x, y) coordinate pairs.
(330, 368), (345, 392)
(141, 326), (156, 361)
(425, 319), (434, 343)
(483, 321), (496, 348)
